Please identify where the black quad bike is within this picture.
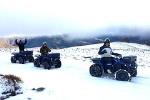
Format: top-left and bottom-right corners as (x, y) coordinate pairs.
(34, 53), (61, 69)
(89, 55), (137, 81)
(11, 51), (34, 64)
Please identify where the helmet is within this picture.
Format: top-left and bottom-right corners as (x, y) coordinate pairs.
(104, 38), (110, 44)
(43, 42), (47, 46)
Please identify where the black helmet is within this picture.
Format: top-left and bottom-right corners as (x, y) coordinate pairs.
(104, 38), (110, 44)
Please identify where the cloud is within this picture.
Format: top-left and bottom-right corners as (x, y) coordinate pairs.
(0, 0), (150, 37)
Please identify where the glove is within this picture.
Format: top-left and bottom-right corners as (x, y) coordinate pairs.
(118, 54), (122, 58)
(102, 50), (107, 54)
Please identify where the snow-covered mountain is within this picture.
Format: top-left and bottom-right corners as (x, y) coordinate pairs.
(2, 32), (150, 49)
(0, 42), (150, 100)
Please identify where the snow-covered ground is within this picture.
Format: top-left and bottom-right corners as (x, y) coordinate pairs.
(0, 42), (150, 100)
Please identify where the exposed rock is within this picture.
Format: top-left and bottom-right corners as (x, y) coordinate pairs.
(32, 87), (45, 92)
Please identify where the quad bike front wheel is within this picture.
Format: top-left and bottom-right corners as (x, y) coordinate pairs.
(18, 57), (25, 64)
(11, 56), (16, 63)
(42, 61), (51, 69)
(34, 59), (40, 67)
(90, 64), (104, 77)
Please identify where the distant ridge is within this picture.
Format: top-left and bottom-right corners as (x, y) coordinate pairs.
(1, 30), (150, 48)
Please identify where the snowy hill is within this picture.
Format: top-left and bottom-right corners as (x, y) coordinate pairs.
(0, 42), (150, 100)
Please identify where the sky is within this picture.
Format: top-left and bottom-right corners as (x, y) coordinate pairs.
(0, 0), (150, 37)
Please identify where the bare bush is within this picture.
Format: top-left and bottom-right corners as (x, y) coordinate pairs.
(0, 74), (23, 99)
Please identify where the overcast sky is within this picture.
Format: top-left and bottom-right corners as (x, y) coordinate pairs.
(0, 0), (150, 37)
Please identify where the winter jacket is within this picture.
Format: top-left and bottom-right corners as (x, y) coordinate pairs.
(98, 45), (121, 57)
(15, 39), (27, 52)
(40, 45), (51, 55)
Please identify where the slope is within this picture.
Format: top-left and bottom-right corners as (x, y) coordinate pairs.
(0, 42), (150, 100)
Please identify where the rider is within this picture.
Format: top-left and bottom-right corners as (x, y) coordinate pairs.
(98, 38), (121, 64)
(40, 42), (51, 55)
(15, 39), (27, 52)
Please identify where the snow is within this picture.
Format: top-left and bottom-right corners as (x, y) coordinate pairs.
(0, 42), (150, 100)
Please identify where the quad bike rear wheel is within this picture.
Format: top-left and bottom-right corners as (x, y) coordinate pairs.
(130, 69), (137, 77)
(115, 69), (130, 81)
(54, 60), (61, 68)
(42, 61), (51, 69)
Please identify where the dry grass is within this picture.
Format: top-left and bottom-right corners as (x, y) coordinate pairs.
(3, 74), (23, 83)
(0, 38), (14, 48)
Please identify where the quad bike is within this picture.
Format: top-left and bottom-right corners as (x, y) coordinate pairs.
(34, 53), (61, 69)
(11, 51), (34, 64)
(89, 55), (137, 81)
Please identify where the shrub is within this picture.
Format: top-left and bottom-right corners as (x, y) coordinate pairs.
(0, 74), (23, 99)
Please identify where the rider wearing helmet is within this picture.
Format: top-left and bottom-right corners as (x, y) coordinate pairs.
(98, 38), (121, 64)
(40, 42), (51, 55)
